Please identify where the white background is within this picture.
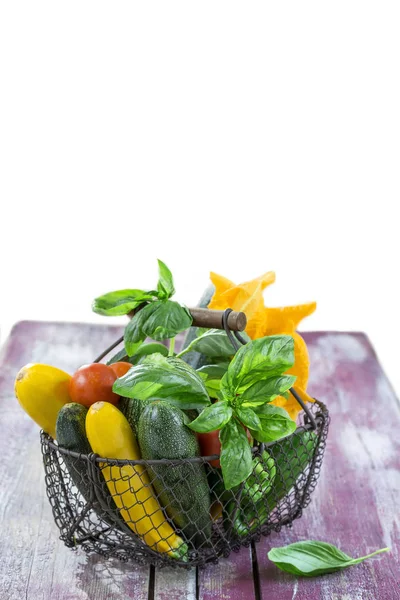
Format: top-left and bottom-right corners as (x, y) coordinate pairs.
(0, 2), (399, 395)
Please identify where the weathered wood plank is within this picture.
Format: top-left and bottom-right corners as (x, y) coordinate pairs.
(256, 332), (400, 600)
(198, 548), (256, 600)
(175, 332), (257, 600)
(2, 324), (400, 599)
(0, 321), (150, 600)
(154, 567), (196, 600)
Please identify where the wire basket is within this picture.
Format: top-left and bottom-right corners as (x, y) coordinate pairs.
(40, 310), (330, 568)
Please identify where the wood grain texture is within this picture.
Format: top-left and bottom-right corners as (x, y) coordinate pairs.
(1, 323), (399, 599)
(256, 332), (400, 600)
(0, 321), (150, 600)
(198, 548), (256, 600)
(154, 567), (196, 600)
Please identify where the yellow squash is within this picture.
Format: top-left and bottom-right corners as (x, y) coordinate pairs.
(86, 402), (188, 561)
(15, 363), (72, 438)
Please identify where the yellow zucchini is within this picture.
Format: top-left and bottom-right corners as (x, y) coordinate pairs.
(86, 402), (188, 561)
(15, 363), (71, 438)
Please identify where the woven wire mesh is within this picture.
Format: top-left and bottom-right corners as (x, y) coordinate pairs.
(41, 400), (329, 568)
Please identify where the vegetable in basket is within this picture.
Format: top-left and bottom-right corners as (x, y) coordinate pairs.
(56, 403), (123, 528)
(138, 401), (212, 547)
(224, 430), (318, 537)
(187, 335), (298, 490)
(85, 401), (188, 561)
(15, 363), (72, 439)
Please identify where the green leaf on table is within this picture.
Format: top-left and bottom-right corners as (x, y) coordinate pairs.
(188, 401), (233, 433)
(182, 329), (251, 358)
(250, 404), (296, 443)
(267, 541), (389, 577)
(220, 419), (253, 489)
(235, 406), (262, 431)
(156, 259), (175, 299)
(92, 289), (154, 316)
(220, 335), (295, 399)
(141, 300), (192, 341)
(240, 375), (297, 407)
(113, 354), (210, 409)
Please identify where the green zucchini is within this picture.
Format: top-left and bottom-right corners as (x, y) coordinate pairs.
(137, 401), (212, 547)
(56, 403), (93, 501)
(119, 397), (151, 438)
(55, 403), (121, 528)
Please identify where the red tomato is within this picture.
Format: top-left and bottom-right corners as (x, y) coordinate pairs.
(198, 426), (252, 468)
(109, 361), (132, 378)
(197, 431), (221, 468)
(69, 363), (119, 407)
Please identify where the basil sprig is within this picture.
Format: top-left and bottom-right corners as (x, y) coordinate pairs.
(156, 259), (175, 299)
(113, 353), (210, 410)
(92, 289), (155, 316)
(92, 259), (193, 355)
(188, 334), (297, 489)
(106, 342), (169, 366)
(178, 328), (251, 358)
(267, 541), (389, 577)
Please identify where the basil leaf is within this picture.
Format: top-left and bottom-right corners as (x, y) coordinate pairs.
(124, 303), (159, 356)
(92, 289), (154, 316)
(196, 364), (227, 399)
(188, 402), (232, 433)
(235, 407), (262, 431)
(142, 300), (192, 341)
(107, 342), (169, 365)
(107, 347), (130, 365)
(267, 541), (389, 577)
(240, 375), (297, 407)
(156, 259), (175, 299)
(184, 329), (251, 358)
(132, 342), (169, 360)
(221, 335), (295, 398)
(250, 405), (296, 443)
(197, 364), (228, 379)
(204, 378), (222, 399)
(113, 354), (210, 409)
(220, 419), (253, 489)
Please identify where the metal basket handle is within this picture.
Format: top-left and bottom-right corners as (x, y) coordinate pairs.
(93, 305), (316, 430)
(93, 307), (247, 363)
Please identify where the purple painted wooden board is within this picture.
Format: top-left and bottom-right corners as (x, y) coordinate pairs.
(256, 332), (400, 599)
(0, 321), (150, 600)
(0, 322), (399, 599)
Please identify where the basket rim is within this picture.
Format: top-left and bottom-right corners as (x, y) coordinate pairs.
(42, 399), (328, 466)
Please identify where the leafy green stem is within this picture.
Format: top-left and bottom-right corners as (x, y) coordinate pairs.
(354, 547), (390, 563)
(176, 347), (189, 359)
(169, 337), (176, 357)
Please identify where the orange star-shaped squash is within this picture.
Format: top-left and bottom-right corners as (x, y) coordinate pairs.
(208, 271), (316, 420)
